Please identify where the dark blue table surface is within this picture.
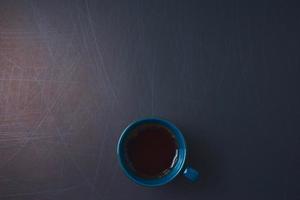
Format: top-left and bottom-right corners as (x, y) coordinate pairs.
(0, 0), (299, 199)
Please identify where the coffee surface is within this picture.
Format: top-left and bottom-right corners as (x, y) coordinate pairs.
(125, 124), (179, 179)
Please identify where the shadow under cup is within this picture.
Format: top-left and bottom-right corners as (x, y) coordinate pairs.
(117, 118), (187, 187)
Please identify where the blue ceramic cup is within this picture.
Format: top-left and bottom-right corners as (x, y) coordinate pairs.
(117, 118), (199, 187)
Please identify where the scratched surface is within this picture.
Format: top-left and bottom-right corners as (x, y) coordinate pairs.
(0, 0), (299, 199)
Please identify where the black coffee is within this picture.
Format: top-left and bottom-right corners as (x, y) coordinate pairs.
(124, 123), (179, 179)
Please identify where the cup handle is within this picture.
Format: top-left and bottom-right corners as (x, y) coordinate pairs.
(183, 167), (200, 182)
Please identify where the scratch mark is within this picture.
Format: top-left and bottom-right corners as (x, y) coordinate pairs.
(84, 0), (119, 104)
(75, 4), (105, 113)
(29, 0), (97, 194)
(0, 83), (65, 170)
(0, 52), (23, 70)
(54, 122), (96, 193)
(75, 6), (118, 199)
(28, 0), (80, 159)
(0, 45), (80, 170)
(93, 101), (115, 182)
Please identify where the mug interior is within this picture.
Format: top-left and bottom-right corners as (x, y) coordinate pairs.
(117, 118), (186, 187)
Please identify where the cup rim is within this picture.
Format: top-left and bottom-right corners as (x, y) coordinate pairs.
(117, 117), (187, 187)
